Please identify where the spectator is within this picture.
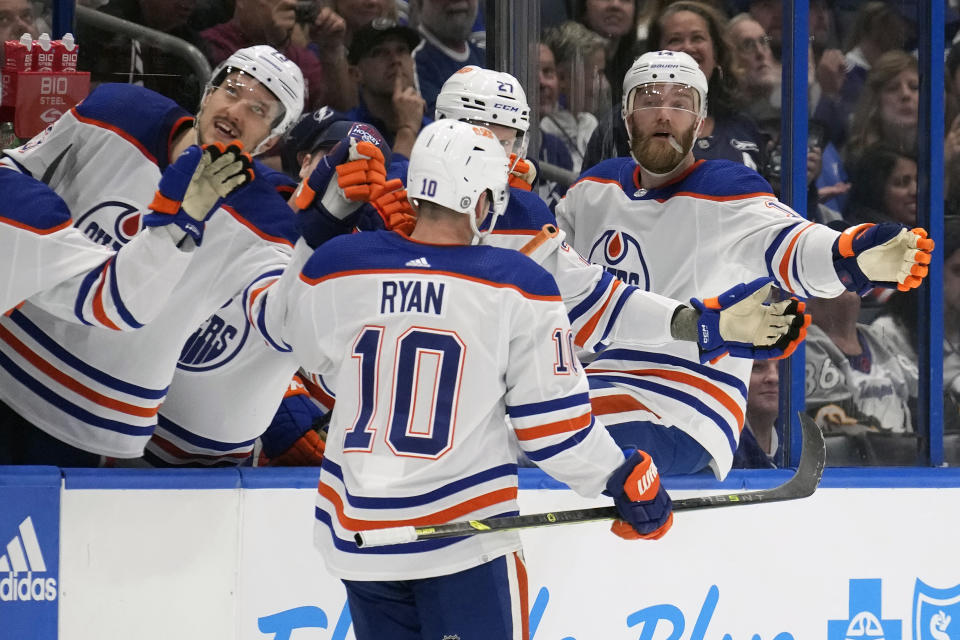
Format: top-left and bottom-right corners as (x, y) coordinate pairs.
(409, 0), (484, 114)
(844, 144), (917, 227)
(293, 4), (354, 110)
(201, 0), (352, 110)
(541, 20), (609, 173)
(574, 0), (641, 110)
(0, 0), (38, 64)
(647, 1), (763, 167)
(277, 106), (350, 179)
(804, 289), (917, 434)
(746, 0), (838, 55)
(76, 0), (209, 111)
(871, 218), (960, 434)
(840, 2), (912, 118)
(733, 360), (783, 469)
(727, 13), (779, 123)
(844, 50), (918, 170)
(584, 1), (766, 170)
(345, 20), (427, 158)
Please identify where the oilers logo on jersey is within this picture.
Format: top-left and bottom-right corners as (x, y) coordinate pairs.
(587, 229), (650, 288)
(177, 309), (251, 372)
(74, 201), (141, 249)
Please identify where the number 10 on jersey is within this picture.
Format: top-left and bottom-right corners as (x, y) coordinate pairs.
(343, 325), (466, 459)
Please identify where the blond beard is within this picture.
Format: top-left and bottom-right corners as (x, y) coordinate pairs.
(630, 125), (696, 175)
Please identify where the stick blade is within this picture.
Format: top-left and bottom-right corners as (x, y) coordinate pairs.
(767, 412), (826, 501)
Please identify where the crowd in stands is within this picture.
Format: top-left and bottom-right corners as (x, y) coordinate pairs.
(2, 0), (957, 468)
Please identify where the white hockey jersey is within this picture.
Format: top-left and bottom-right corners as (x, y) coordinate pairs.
(555, 158), (847, 477)
(258, 230), (625, 581)
(0, 168), (113, 313)
(0, 84), (298, 458)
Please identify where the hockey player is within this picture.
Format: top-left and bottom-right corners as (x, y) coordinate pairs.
(146, 119), (395, 467)
(271, 119), (674, 639)
(432, 65), (813, 475)
(555, 50), (934, 478)
(0, 45), (378, 465)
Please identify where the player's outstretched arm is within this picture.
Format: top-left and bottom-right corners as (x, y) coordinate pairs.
(686, 277), (810, 363)
(832, 223), (934, 294)
(142, 141), (254, 245)
(604, 449), (673, 540)
(292, 125), (389, 247)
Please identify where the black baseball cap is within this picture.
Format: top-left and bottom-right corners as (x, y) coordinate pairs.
(348, 18), (421, 65)
(279, 107), (350, 175)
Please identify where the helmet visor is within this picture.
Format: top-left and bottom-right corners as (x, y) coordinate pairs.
(214, 71), (286, 131)
(626, 83), (701, 119)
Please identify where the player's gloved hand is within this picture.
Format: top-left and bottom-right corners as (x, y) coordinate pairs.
(293, 124), (390, 246)
(604, 449), (673, 540)
(690, 277), (810, 364)
(258, 382), (328, 466)
(507, 153), (537, 191)
(264, 428), (326, 466)
(371, 178), (417, 235)
(143, 141), (254, 244)
(832, 223), (934, 294)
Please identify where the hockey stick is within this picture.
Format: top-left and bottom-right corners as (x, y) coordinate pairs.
(354, 413), (825, 548)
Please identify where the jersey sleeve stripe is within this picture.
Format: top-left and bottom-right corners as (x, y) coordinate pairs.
(523, 418), (596, 462)
(317, 481), (518, 530)
(588, 367), (744, 429)
(592, 373), (738, 451)
(513, 411), (592, 441)
(106, 260), (144, 329)
(567, 274), (611, 324)
(74, 266), (101, 326)
(303, 373), (336, 409)
(7, 310), (168, 398)
(299, 268), (562, 302)
(590, 393), (661, 419)
(589, 348), (748, 398)
(506, 392), (590, 418)
(599, 285), (632, 344)
(91, 263), (122, 330)
(0, 348), (155, 435)
(0, 323), (160, 417)
(776, 222), (816, 294)
(574, 279), (621, 347)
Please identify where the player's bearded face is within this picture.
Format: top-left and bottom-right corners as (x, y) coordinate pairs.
(198, 72), (282, 153)
(628, 119), (697, 174)
(626, 83), (701, 174)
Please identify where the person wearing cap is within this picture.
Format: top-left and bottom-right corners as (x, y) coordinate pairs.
(0, 45), (384, 466)
(555, 50), (934, 479)
(345, 19), (429, 159)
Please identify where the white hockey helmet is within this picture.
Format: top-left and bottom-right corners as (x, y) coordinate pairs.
(621, 50), (708, 120)
(407, 120), (510, 241)
(435, 66), (530, 159)
(206, 45), (306, 154)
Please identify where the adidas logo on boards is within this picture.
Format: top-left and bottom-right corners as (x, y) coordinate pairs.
(405, 257), (431, 268)
(0, 516), (57, 602)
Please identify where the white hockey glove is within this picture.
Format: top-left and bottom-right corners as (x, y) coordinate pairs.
(689, 278), (810, 363)
(143, 141), (254, 244)
(832, 223), (934, 294)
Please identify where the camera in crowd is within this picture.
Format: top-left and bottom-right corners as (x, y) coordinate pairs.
(762, 120), (827, 184)
(295, 0), (319, 24)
